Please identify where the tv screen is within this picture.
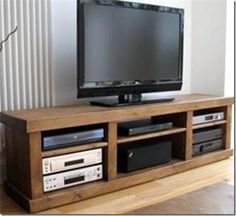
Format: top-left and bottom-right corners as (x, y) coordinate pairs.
(77, 0), (184, 105)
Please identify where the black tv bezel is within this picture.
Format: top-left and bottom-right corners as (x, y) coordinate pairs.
(77, 0), (184, 98)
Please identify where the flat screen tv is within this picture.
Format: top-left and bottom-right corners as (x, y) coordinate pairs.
(77, 0), (184, 106)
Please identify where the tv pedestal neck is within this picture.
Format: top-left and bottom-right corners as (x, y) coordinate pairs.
(90, 93), (175, 107)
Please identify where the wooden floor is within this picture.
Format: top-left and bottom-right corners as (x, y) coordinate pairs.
(0, 157), (234, 214)
(128, 182), (234, 214)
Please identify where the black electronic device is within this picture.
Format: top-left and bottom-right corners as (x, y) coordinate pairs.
(118, 119), (173, 136)
(77, 0), (184, 106)
(192, 139), (223, 156)
(118, 138), (172, 172)
(193, 127), (223, 144)
(42, 126), (104, 150)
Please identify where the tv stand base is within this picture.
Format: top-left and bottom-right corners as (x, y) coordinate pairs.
(90, 95), (175, 107)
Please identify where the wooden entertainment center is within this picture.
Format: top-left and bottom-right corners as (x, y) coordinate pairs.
(0, 94), (233, 213)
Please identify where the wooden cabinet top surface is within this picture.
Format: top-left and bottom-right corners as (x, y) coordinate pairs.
(0, 94), (234, 132)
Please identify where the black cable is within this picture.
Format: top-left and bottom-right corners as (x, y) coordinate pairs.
(0, 26), (18, 53)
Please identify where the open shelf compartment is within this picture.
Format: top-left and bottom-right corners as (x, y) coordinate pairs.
(118, 127), (186, 144)
(117, 132), (187, 175)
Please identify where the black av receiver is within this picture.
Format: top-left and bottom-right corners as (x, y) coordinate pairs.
(192, 127), (224, 156)
(192, 139), (223, 156)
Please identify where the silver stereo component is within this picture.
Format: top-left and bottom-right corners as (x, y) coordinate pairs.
(42, 148), (102, 174)
(193, 112), (224, 125)
(43, 164), (103, 192)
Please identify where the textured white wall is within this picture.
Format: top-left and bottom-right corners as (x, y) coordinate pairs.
(51, 0), (192, 106)
(0, 0), (52, 183)
(0, 0), (52, 112)
(191, 0), (227, 96)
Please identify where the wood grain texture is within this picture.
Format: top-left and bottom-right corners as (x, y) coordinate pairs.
(185, 111), (193, 160)
(192, 120), (227, 130)
(0, 94), (234, 132)
(104, 122), (117, 180)
(4, 128), (43, 199)
(224, 105), (232, 149)
(1, 157), (233, 214)
(5, 126), (31, 198)
(127, 182), (234, 214)
(4, 149), (233, 213)
(0, 94), (234, 213)
(42, 142), (108, 158)
(118, 127), (186, 144)
(0, 113), (27, 132)
(117, 127), (186, 144)
(28, 132), (43, 198)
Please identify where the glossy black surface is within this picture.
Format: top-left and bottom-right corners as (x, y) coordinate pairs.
(90, 96), (175, 107)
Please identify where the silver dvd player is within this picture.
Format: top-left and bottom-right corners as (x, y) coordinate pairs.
(42, 128), (104, 150)
(43, 164), (103, 192)
(192, 112), (224, 125)
(42, 148), (102, 175)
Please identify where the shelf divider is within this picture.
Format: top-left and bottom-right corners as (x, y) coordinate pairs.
(41, 141), (108, 158)
(192, 120), (227, 130)
(104, 122), (117, 180)
(185, 111), (193, 160)
(117, 127), (186, 144)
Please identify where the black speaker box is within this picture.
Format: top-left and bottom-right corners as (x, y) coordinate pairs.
(118, 138), (172, 172)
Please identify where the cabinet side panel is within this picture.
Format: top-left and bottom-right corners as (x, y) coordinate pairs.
(224, 105), (232, 149)
(5, 126), (31, 197)
(29, 132), (43, 198)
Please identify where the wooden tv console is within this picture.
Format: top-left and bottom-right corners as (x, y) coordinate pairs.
(0, 94), (234, 213)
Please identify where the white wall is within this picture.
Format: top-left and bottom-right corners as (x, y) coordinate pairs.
(191, 0), (227, 95)
(51, 0), (192, 106)
(225, 0), (234, 97)
(225, 0), (235, 148)
(51, 0), (77, 106)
